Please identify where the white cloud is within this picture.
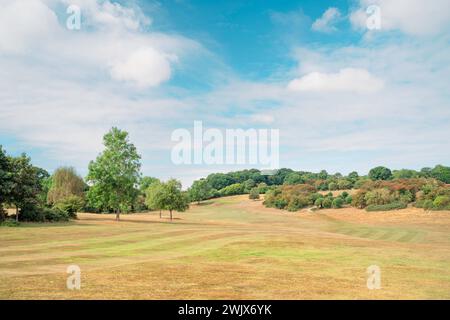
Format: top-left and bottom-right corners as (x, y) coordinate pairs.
(312, 7), (341, 33)
(110, 47), (174, 88)
(287, 68), (384, 93)
(350, 0), (450, 36)
(0, 0), (59, 54)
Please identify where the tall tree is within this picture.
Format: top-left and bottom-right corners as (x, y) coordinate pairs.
(86, 127), (141, 221)
(0, 147), (12, 221)
(47, 167), (85, 205)
(9, 154), (41, 222)
(139, 176), (160, 193)
(188, 179), (212, 204)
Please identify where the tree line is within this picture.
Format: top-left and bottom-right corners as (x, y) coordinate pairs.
(2, 126), (450, 225)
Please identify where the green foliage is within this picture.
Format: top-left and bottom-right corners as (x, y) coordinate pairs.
(337, 179), (352, 190)
(433, 196), (450, 209)
(158, 179), (190, 220)
(314, 197), (323, 208)
(139, 176), (160, 194)
(54, 195), (84, 219)
(145, 181), (164, 212)
(249, 187), (260, 200)
(219, 183), (245, 196)
(393, 169), (419, 179)
(366, 202), (407, 212)
(328, 182), (338, 191)
(257, 182), (268, 194)
(243, 179), (256, 192)
(332, 197), (344, 208)
(86, 128), (141, 219)
(352, 191), (367, 209)
(322, 198), (332, 208)
(430, 165), (450, 183)
(345, 194), (353, 204)
(189, 179), (213, 203)
(0, 219), (20, 227)
(0, 146), (12, 213)
(284, 173), (304, 185)
(369, 166), (393, 181)
(47, 167), (85, 205)
(287, 196), (309, 211)
(19, 205), (69, 222)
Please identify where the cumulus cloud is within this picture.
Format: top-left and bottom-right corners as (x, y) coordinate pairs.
(110, 48), (175, 88)
(312, 7), (341, 33)
(287, 68), (384, 93)
(350, 0), (450, 35)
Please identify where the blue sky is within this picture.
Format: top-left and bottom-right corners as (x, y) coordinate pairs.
(0, 0), (449, 187)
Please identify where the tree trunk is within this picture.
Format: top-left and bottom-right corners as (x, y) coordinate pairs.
(115, 210), (120, 221)
(15, 206), (19, 222)
(159, 210), (162, 219)
(170, 210), (172, 221)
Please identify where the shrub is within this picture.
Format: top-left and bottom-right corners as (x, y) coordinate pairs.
(322, 198), (332, 208)
(345, 195), (353, 204)
(364, 188), (393, 206)
(332, 198), (344, 208)
(249, 188), (260, 200)
(337, 179), (352, 190)
(328, 182), (338, 191)
(0, 220), (20, 227)
(314, 198), (323, 208)
(366, 202), (407, 212)
(274, 198), (288, 209)
(257, 183), (268, 194)
(352, 191), (367, 209)
(423, 199), (434, 210)
(287, 196), (310, 211)
(19, 205), (70, 222)
(433, 196), (450, 209)
(219, 183), (244, 196)
(54, 195), (84, 219)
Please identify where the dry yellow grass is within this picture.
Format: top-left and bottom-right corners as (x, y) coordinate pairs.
(0, 195), (449, 299)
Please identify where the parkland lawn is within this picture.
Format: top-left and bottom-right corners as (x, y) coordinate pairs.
(1, 195), (449, 299)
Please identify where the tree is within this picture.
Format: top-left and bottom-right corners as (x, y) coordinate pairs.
(159, 179), (189, 221)
(9, 154), (42, 222)
(0, 147), (12, 221)
(145, 181), (165, 218)
(86, 127), (141, 221)
(368, 166), (392, 181)
(188, 179), (212, 204)
(431, 165), (450, 184)
(47, 167), (85, 205)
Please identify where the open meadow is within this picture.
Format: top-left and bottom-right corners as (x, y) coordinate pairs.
(1, 195), (449, 299)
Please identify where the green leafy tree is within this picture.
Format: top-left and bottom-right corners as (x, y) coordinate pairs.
(431, 165), (450, 183)
(9, 154), (42, 222)
(283, 173), (304, 185)
(188, 179), (212, 204)
(86, 127), (141, 221)
(145, 181), (165, 218)
(159, 179), (189, 221)
(0, 147), (12, 221)
(368, 166), (393, 181)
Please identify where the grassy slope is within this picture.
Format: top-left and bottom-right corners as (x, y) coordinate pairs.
(0, 195), (449, 299)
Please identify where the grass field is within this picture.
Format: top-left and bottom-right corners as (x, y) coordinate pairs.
(1, 195), (449, 299)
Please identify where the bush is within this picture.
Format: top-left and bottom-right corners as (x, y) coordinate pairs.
(314, 198), (323, 208)
(287, 196), (310, 211)
(219, 183), (244, 196)
(364, 188), (393, 206)
(352, 191), (367, 208)
(249, 188), (260, 200)
(332, 198), (344, 208)
(433, 196), (450, 209)
(19, 205), (70, 222)
(322, 198), (332, 208)
(328, 182), (338, 191)
(345, 195), (353, 204)
(366, 202), (407, 212)
(0, 220), (20, 227)
(274, 198), (288, 209)
(54, 195), (84, 218)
